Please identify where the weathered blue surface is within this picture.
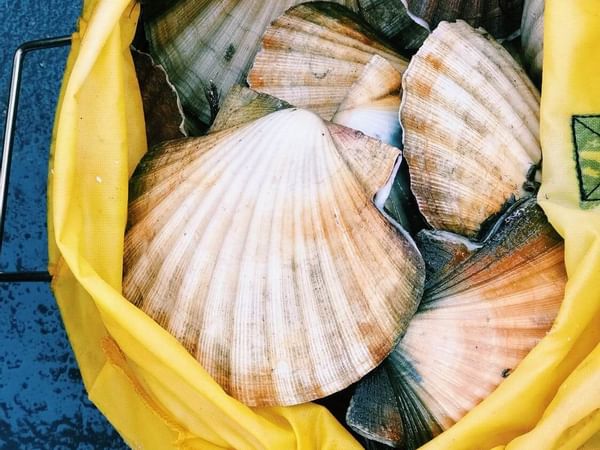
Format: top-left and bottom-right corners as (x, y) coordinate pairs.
(0, 1), (127, 448)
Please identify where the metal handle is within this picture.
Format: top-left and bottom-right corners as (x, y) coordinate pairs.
(0, 36), (71, 283)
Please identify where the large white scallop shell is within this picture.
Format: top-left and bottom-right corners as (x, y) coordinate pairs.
(248, 2), (408, 121)
(400, 20), (541, 238)
(124, 107), (425, 407)
(347, 198), (566, 448)
(144, 0), (359, 127)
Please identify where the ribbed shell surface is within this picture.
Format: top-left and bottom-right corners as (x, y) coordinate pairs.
(404, 0), (524, 38)
(124, 108), (425, 407)
(400, 21), (541, 238)
(347, 199), (565, 448)
(144, 0), (359, 126)
(398, 201), (564, 431)
(521, 0), (544, 83)
(248, 2), (408, 121)
(332, 54), (402, 148)
(357, 0), (429, 50)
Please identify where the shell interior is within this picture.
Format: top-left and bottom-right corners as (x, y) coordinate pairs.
(347, 198), (566, 448)
(124, 107), (425, 407)
(132, 49), (187, 147)
(332, 54), (402, 149)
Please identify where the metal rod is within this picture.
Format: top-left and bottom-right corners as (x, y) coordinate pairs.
(0, 271), (53, 283)
(0, 36), (71, 282)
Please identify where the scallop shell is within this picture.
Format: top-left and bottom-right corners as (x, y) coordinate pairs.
(404, 0), (524, 39)
(347, 198), (566, 448)
(248, 2), (408, 121)
(400, 20), (541, 239)
(357, 0), (429, 51)
(521, 0), (544, 83)
(132, 49), (187, 147)
(124, 107), (425, 407)
(144, 0), (359, 127)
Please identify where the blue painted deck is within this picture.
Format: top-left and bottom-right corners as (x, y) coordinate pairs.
(1, 2), (127, 448)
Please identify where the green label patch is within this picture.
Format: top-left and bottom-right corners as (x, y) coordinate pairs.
(573, 115), (600, 202)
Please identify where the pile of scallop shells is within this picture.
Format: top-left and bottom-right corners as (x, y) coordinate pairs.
(128, 1), (558, 448)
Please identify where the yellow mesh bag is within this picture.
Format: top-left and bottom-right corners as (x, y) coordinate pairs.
(48, 1), (600, 448)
